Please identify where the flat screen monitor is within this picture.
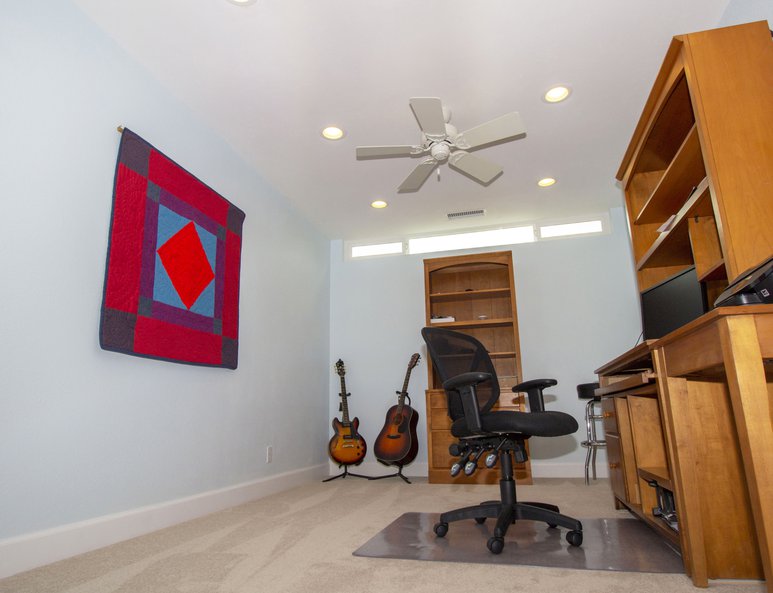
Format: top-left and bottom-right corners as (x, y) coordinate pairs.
(641, 266), (707, 340)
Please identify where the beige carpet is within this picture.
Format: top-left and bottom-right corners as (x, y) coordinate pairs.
(0, 478), (765, 593)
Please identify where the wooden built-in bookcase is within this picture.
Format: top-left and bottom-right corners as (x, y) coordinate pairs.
(422, 251), (531, 484)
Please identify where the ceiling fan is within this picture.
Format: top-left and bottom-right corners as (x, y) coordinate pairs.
(356, 97), (526, 192)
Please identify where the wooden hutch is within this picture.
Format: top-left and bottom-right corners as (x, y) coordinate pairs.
(598, 21), (773, 590)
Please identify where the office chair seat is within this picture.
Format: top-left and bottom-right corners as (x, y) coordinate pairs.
(451, 410), (578, 438)
(421, 326), (584, 554)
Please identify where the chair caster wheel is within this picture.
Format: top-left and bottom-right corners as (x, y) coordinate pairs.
(566, 530), (583, 547)
(487, 536), (504, 554)
(475, 517), (486, 524)
(434, 522), (448, 537)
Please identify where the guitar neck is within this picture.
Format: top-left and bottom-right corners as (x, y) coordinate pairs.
(339, 375), (351, 424)
(396, 355), (419, 411)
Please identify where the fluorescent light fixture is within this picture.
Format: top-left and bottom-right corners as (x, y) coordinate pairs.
(538, 177), (556, 187)
(544, 85), (571, 103)
(408, 226), (535, 255)
(540, 219), (603, 239)
(321, 126), (344, 140)
(351, 242), (403, 258)
(371, 200), (388, 209)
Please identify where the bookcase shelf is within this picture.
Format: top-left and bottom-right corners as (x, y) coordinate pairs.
(635, 126), (706, 226)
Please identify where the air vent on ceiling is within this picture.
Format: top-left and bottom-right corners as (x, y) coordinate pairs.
(447, 209), (486, 220)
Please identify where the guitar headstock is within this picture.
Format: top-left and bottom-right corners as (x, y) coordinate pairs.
(335, 359), (346, 377)
(408, 353), (421, 369)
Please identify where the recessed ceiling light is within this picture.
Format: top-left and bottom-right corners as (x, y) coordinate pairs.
(321, 126), (344, 140)
(538, 177), (556, 187)
(371, 200), (388, 209)
(226, 0), (257, 5)
(544, 86), (571, 103)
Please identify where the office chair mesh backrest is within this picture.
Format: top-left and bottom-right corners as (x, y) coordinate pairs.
(422, 327), (499, 421)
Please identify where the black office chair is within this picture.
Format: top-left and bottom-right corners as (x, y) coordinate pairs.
(421, 327), (583, 554)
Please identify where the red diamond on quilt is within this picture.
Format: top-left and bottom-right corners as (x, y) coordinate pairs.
(156, 222), (215, 310)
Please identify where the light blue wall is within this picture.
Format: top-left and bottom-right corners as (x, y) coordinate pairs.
(0, 0), (330, 540)
(719, 0), (772, 26)
(329, 206), (642, 476)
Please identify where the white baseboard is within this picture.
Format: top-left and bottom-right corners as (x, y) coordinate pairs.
(531, 461), (609, 479)
(0, 464), (327, 580)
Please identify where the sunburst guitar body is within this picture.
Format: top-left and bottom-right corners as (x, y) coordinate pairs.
(328, 359), (367, 466)
(374, 353), (421, 467)
(328, 416), (367, 465)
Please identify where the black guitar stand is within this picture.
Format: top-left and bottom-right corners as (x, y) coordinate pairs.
(369, 465), (411, 484)
(322, 465), (371, 482)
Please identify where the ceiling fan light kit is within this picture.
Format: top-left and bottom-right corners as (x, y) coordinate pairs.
(356, 97), (526, 192)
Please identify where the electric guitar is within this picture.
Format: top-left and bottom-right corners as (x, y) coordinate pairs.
(374, 353), (421, 467)
(328, 359), (367, 466)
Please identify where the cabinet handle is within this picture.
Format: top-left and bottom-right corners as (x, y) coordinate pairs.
(609, 463), (619, 469)
(603, 412), (614, 418)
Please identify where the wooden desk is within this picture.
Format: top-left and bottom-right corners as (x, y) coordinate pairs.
(596, 305), (773, 589)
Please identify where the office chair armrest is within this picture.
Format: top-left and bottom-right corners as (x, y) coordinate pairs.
(512, 378), (557, 412)
(444, 372), (491, 434)
(443, 372), (492, 391)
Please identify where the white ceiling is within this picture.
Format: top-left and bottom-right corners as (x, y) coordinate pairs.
(73, 0), (731, 242)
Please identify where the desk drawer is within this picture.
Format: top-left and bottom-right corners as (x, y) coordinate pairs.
(606, 433), (627, 502)
(429, 407), (452, 430)
(601, 397), (619, 434)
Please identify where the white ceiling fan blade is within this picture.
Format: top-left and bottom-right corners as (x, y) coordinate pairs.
(356, 145), (423, 158)
(454, 112), (526, 150)
(448, 151), (503, 184)
(409, 97), (447, 140)
(398, 158), (438, 192)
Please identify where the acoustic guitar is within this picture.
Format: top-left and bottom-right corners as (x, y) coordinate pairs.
(374, 353), (421, 467)
(328, 359), (367, 466)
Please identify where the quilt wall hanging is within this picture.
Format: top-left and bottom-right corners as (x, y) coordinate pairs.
(100, 128), (246, 369)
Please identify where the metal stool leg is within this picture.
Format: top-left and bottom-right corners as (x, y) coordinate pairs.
(581, 398), (606, 484)
(584, 399), (594, 485)
(584, 439), (593, 485)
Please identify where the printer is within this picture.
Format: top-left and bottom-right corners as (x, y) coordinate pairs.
(714, 254), (773, 307)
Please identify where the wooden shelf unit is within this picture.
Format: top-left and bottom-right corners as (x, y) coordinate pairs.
(423, 250), (530, 485)
(603, 21), (773, 590)
(617, 20), (773, 298)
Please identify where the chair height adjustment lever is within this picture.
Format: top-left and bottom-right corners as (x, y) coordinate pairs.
(464, 447), (486, 476)
(450, 448), (473, 477)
